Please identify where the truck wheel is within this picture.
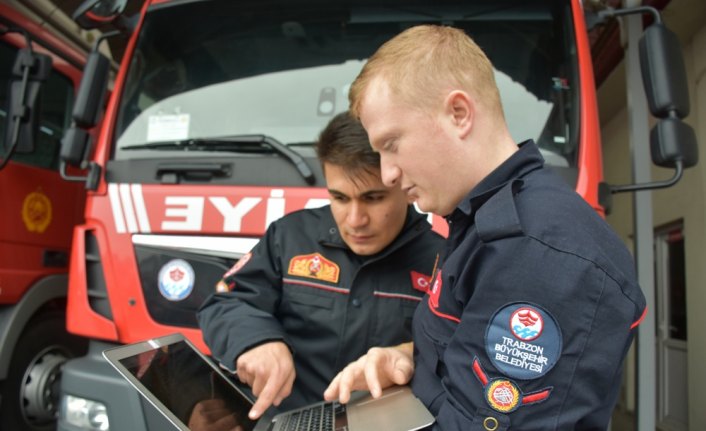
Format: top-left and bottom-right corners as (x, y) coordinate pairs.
(0, 310), (88, 431)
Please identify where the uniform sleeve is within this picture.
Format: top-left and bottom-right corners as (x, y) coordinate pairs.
(197, 222), (290, 372)
(428, 239), (643, 430)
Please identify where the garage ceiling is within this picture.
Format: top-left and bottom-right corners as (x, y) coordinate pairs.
(14, 0), (705, 90)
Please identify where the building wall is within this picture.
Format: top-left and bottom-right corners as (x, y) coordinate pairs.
(600, 11), (706, 430)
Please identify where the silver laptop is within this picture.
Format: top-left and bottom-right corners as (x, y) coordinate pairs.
(102, 333), (435, 431)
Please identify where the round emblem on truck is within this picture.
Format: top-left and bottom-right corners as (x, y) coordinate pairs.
(158, 259), (195, 301)
(22, 191), (52, 233)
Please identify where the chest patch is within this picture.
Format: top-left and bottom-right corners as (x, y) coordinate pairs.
(485, 302), (562, 380)
(410, 270), (432, 293)
(288, 252), (340, 283)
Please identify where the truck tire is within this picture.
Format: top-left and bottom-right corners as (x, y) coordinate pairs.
(0, 310), (88, 431)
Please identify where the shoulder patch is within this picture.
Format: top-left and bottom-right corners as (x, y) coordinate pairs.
(288, 253), (340, 283)
(485, 302), (562, 380)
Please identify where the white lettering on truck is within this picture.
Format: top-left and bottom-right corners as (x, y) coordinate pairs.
(161, 196), (204, 231)
(209, 196), (262, 232)
(108, 183), (327, 234)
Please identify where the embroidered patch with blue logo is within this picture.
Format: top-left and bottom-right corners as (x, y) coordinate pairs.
(158, 259), (195, 301)
(485, 302), (562, 380)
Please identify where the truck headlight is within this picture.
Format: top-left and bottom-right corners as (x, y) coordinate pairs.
(61, 395), (110, 430)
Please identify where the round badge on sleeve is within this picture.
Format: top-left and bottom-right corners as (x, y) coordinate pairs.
(485, 302), (562, 380)
(486, 379), (521, 413)
(158, 259), (195, 301)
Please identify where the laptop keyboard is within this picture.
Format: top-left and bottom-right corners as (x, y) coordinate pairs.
(277, 401), (346, 431)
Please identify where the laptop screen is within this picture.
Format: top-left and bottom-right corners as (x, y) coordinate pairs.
(116, 339), (257, 430)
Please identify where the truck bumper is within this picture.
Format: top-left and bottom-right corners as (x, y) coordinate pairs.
(57, 340), (173, 431)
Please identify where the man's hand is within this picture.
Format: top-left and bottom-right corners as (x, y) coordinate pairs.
(236, 341), (295, 420)
(323, 343), (414, 404)
(188, 399), (245, 431)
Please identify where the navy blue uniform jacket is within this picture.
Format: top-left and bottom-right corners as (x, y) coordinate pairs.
(412, 141), (646, 430)
(198, 205), (443, 410)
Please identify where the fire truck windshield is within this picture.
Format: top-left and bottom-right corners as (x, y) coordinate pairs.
(113, 0), (578, 171)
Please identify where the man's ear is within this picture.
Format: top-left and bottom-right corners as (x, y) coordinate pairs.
(443, 90), (474, 139)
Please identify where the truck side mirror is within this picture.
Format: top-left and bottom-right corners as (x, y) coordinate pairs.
(73, 51), (111, 129)
(73, 0), (128, 30)
(0, 47), (52, 170)
(60, 33), (117, 189)
(639, 23), (689, 119)
(639, 22), (698, 173)
(4, 81), (40, 154)
(60, 127), (91, 167)
(650, 118), (698, 169)
(61, 50), (110, 168)
(598, 6), (699, 195)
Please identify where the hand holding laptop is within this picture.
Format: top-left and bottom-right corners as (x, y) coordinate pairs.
(324, 342), (414, 404)
(235, 341), (296, 420)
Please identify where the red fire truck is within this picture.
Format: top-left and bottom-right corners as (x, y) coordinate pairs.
(0, 2), (92, 431)
(55, 0), (696, 430)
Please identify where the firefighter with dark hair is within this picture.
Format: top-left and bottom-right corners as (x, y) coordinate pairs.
(198, 112), (443, 420)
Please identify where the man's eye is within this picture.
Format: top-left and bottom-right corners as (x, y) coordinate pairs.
(382, 139), (397, 152)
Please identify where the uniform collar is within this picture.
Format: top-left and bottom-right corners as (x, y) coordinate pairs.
(317, 207), (345, 247)
(452, 140), (544, 219)
(318, 205), (431, 258)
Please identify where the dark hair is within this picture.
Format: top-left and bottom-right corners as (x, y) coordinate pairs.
(316, 112), (380, 181)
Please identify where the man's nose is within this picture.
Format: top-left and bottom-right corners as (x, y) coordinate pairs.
(347, 201), (369, 228)
(380, 158), (401, 187)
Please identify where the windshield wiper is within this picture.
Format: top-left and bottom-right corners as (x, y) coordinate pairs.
(122, 134), (315, 184)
